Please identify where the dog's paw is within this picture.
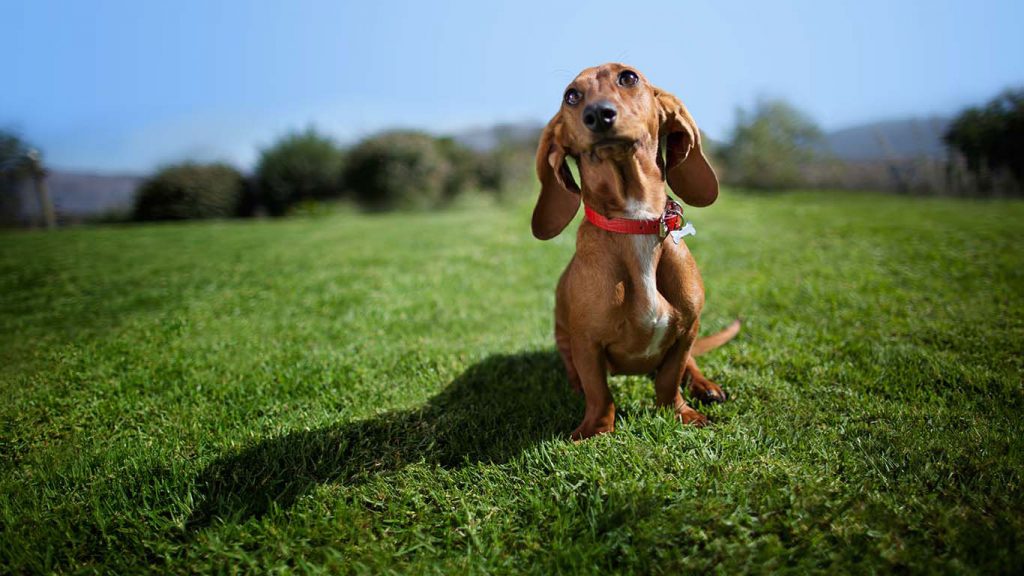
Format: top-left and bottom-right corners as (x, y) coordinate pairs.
(675, 405), (708, 427)
(693, 386), (727, 404)
(570, 422), (614, 441)
(688, 379), (727, 405)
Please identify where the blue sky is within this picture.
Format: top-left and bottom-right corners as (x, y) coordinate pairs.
(3, 0), (1022, 173)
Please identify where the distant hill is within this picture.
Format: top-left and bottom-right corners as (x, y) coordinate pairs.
(821, 116), (951, 161)
(10, 170), (142, 224)
(452, 122), (541, 152)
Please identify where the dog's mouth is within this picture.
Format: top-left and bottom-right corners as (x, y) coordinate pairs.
(589, 136), (637, 150)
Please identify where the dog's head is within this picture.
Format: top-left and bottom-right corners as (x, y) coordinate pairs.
(532, 63), (718, 240)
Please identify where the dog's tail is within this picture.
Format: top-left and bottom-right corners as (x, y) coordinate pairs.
(691, 318), (742, 357)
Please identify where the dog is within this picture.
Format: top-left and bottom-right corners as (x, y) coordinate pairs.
(532, 63), (740, 440)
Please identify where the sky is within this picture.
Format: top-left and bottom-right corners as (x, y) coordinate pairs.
(3, 0), (1023, 173)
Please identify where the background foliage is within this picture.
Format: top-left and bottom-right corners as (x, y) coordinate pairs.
(133, 162), (246, 221)
(254, 128), (345, 217)
(343, 131), (458, 211)
(944, 89), (1024, 195)
(716, 99), (824, 190)
(0, 131), (32, 225)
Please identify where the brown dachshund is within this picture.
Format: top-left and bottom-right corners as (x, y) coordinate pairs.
(532, 63), (740, 440)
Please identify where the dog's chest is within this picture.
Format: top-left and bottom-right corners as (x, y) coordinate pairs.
(602, 236), (680, 374)
(629, 234), (674, 357)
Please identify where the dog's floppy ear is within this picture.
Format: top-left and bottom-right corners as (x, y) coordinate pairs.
(654, 87), (719, 207)
(532, 112), (581, 240)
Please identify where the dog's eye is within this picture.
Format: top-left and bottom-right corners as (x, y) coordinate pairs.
(618, 70), (639, 87)
(564, 88), (583, 106)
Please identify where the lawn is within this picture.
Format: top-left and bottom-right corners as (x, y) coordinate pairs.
(1, 190), (1022, 573)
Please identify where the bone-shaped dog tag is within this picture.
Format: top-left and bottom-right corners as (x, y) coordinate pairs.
(669, 222), (696, 244)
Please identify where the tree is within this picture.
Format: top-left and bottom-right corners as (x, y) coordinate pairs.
(255, 128), (345, 216)
(0, 130), (54, 228)
(720, 99), (823, 189)
(944, 89), (1024, 194)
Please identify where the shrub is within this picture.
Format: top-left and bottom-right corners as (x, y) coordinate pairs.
(435, 136), (480, 201)
(255, 128), (344, 216)
(343, 131), (453, 210)
(719, 98), (824, 189)
(475, 145), (534, 198)
(133, 162), (244, 221)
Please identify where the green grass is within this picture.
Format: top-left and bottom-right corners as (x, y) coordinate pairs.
(1, 189), (1022, 574)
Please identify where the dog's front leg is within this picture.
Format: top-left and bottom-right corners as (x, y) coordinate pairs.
(569, 340), (615, 441)
(654, 333), (708, 427)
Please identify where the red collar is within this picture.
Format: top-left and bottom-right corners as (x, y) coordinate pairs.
(584, 198), (685, 237)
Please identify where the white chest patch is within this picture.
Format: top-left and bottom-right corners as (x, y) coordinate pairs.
(644, 312), (671, 357)
(624, 199), (670, 357)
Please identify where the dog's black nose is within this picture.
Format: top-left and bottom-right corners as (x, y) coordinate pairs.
(582, 101), (617, 133)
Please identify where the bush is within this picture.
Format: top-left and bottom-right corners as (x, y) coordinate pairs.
(435, 136), (480, 200)
(475, 145), (534, 198)
(719, 98), (824, 189)
(256, 128), (344, 216)
(133, 162), (245, 221)
(343, 131), (454, 210)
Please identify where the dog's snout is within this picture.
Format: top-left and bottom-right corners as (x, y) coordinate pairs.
(582, 101), (617, 133)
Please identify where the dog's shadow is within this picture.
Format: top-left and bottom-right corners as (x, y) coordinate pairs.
(187, 351), (581, 528)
